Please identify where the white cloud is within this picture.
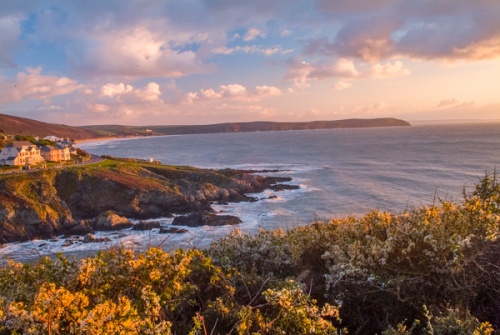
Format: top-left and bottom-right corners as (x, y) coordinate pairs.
(101, 83), (134, 97)
(183, 83), (282, 105)
(69, 27), (210, 78)
(99, 81), (162, 103)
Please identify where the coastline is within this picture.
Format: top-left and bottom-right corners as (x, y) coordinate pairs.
(74, 135), (155, 145)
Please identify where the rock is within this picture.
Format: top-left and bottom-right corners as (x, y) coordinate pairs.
(93, 211), (133, 231)
(268, 195), (279, 199)
(172, 212), (242, 227)
(83, 233), (96, 242)
(269, 184), (299, 192)
(83, 233), (111, 243)
(62, 240), (73, 247)
(132, 221), (161, 231)
(65, 223), (93, 236)
(159, 227), (188, 234)
(50, 236), (59, 242)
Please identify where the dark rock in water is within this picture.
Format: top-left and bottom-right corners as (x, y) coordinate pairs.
(92, 211), (133, 231)
(132, 221), (161, 230)
(65, 223), (93, 236)
(83, 233), (111, 243)
(270, 184), (299, 192)
(268, 195), (279, 199)
(172, 212), (242, 227)
(159, 227), (188, 234)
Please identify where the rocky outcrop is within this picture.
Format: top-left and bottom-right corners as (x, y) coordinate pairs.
(92, 211), (133, 231)
(172, 212), (242, 227)
(0, 162), (296, 243)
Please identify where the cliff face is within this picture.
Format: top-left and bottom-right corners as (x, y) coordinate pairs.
(0, 162), (290, 243)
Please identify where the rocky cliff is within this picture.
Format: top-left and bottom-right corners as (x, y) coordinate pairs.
(0, 160), (294, 243)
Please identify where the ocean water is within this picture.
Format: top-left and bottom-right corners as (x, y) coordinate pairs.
(2, 122), (500, 261)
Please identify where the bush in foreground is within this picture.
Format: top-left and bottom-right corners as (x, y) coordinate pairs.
(0, 172), (498, 334)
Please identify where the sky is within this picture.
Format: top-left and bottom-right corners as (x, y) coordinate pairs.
(0, 0), (499, 126)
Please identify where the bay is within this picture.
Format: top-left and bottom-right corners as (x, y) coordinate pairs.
(81, 122), (500, 227)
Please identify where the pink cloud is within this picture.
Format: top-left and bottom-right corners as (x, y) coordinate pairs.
(307, 1), (500, 62)
(368, 61), (411, 78)
(0, 68), (82, 103)
(243, 28), (265, 41)
(285, 57), (410, 86)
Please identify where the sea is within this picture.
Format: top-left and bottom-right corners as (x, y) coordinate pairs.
(1, 122), (500, 262)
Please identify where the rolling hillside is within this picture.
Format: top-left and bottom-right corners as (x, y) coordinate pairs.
(1, 113), (411, 140)
(0, 113), (102, 140)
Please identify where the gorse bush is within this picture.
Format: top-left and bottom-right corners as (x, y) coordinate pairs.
(0, 172), (499, 334)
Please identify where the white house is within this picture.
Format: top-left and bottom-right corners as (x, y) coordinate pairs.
(0, 141), (45, 166)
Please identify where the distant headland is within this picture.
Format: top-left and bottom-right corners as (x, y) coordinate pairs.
(0, 113), (410, 141)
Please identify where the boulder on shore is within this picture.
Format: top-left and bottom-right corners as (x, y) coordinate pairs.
(92, 211), (133, 231)
(172, 212), (242, 227)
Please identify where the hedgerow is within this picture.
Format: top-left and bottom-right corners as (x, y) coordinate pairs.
(0, 172), (498, 334)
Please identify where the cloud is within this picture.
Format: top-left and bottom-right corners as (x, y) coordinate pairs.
(212, 45), (293, 56)
(308, 58), (360, 80)
(436, 98), (475, 109)
(68, 27), (211, 79)
(255, 85), (282, 97)
(189, 83), (282, 102)
(285, 57), (410, 87)
(368, 60), (411, 78)
(306, 0), (500, 62)
(101, 83), (134, 98)
(99, 81), (162, 103)
(0, 68), (82, 103)
(243, 28), (265, 41)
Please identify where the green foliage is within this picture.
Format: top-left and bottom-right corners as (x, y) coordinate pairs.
(14, 135), (36, 143)
(209, 172), (500, 334)
(0, 172), (499, 334)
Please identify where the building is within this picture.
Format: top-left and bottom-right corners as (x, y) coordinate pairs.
(40, 144), (71, 162)
(0, 141), (45, 166)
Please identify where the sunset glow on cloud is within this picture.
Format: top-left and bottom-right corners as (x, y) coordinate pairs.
(0, 0), (499, 125)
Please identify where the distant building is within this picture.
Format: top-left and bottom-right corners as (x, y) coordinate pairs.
(44, 135), (60, 142)
(40, 144), (71, 162)
(0, 141), (44, 166)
